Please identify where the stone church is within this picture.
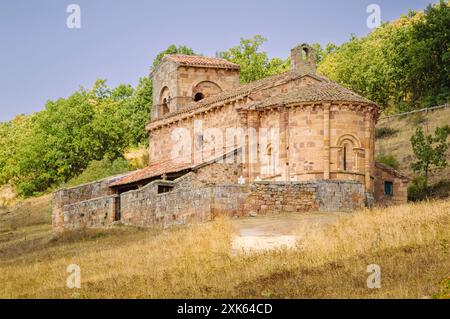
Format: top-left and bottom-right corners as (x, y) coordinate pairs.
(52, 44), (409, 230)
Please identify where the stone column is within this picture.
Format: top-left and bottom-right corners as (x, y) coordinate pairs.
(323, 103), (331, 179)
(238, 110), (249, 181)
(247, 111), (260, 181)
(279, 106), (289, 181)
(364, 112), (372, 192)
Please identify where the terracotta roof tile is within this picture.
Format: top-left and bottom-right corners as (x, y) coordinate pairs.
(147, 71), (378, 131)
(150, 71), (315, 124)
(375, 162), (411, 181)
(110, 147), (240, 187)
(165, 54), (240, 69)
(245, 81), (374, 109)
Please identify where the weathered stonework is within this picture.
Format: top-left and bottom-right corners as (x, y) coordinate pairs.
(52, 43), (409, 231)
(374, 162), (410, 206)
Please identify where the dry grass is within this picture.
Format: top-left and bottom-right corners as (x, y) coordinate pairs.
(376, 106), (450, 183)
(0, 196), (449, 299)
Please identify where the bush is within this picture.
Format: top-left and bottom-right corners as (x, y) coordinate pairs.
(376, 154), (400, 170)
(375, 127), (398, 139)
(441, 124), (450, 136)
(407, 177), (450, 201)
(407, 176), (427, 201)
(64, 157), (130, 188)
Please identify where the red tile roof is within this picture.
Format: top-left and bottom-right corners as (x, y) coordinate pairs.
(375, 162), (411, 181)
(164, 54), (240, 70)
(110, 147), (240, 187)
(245, 81), (374, 109)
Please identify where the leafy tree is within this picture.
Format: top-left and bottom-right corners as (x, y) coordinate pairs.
(410, 126), (448, 191)
(407, 0), (450, 107)
(219, 35), (289, 83)
(318, 1), (450, 112)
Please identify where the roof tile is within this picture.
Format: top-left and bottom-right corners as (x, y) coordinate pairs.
(165, 54), (240, 69)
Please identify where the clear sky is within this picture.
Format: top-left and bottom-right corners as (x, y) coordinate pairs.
(0, 0), (439, 122)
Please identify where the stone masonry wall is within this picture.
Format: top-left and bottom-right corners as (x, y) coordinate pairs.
(52, 174), (125, 230)
(120, 180), (365, 229)
(120, 182), (248, 228)
(243, 180), (365, 215)
(61, 195), (117, 230)
(374, 165), (409, 206)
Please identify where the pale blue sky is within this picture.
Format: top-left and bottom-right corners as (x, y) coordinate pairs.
(0, 0), (438, 122)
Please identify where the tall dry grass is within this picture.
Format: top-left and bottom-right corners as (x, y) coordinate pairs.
(0, 198), (448, 298)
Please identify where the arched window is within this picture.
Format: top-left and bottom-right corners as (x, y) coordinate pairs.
(302, 47), (309, 62)
(192, 81), (221, 102)
(159, 86), (171, 117)
(194, 92), (204, 102)
(161, 98), (169, 116)
(266, 144), (276, 176)
(336, 134), (361, 172)
(343, 142), (352, 171)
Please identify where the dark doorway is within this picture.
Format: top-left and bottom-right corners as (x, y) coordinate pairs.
(114, 196), (121, 221)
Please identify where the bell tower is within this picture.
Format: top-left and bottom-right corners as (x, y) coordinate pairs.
(150, 54), (240, 120)
(291, 43), (317, 75)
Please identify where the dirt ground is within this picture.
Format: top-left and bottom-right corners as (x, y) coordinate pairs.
(231, 212), (342, 252)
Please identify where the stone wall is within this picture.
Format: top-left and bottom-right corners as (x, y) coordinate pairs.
(52, 174), (125, 230)
(374, 163), (409, 205)
(52, 174), (365, 231)
(61, 195), (117, 230)
(120, 181), (248, 228)
(120, 180), (365, 229)
(243, 180), (365, 215)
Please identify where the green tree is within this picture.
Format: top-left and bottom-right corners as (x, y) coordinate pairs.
(410, 126), (448, 191)
(407, 0), (450, 107)
(219, 35), (289, 83)
(318, 1), (450, 113)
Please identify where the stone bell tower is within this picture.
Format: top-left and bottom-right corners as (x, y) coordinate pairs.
(291, 43), (317, 75)
(150, 54), (240, 120)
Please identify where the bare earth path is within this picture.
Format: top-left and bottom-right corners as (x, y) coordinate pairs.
(231, 212), (342, 252)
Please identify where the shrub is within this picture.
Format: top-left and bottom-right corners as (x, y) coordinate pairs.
(407, 176), (427, 201)
(375, 127), (398, 139)
(441, 124), (450, 136)
(376, 154), (400, 169)
(408, 177), (450, 201)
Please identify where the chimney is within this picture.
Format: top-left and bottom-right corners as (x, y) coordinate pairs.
(291, 43), (317, 74)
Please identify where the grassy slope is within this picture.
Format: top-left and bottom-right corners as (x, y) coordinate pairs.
(375, 106), (450, 184)
(0, 196), (448, 299)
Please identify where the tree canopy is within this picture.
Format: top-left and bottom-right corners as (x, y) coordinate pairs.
(318, 1), (449, 113)
(219, 35), (290, 83)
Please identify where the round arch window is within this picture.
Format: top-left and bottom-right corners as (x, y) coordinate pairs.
(194, 92), (205, 102)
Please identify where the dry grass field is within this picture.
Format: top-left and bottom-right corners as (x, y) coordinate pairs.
(0, 195), (449, 299)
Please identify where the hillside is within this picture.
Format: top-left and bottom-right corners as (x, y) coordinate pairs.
(0, 195), (448, 299)
(375, 106), (450, 185)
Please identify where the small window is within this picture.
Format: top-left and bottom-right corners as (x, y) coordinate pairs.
(195, 133), (203, 147)
(194, 92), (204, 102)
(161, 98), (169, 115)
(158, 185), (173, 194)
(384, 181), (393, 196)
